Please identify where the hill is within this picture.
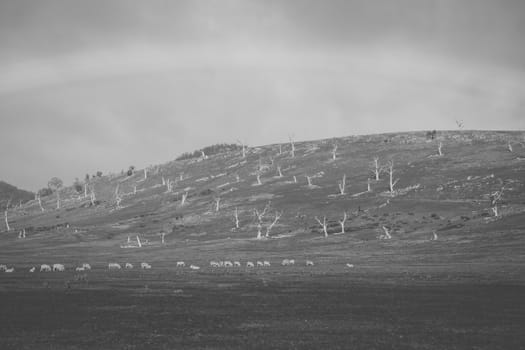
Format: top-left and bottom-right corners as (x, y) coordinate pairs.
(0, 181), (34, 211)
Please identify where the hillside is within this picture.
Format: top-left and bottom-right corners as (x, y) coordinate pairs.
(0, 181), (34, 211)
(2, 130), (524, 267)
(1, 130), (525, 349)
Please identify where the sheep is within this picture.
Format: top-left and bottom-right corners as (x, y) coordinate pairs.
(224, 261), (233, 267)
(176, 261), (185, 267)
(233, 261), (241, 267)
(108, 263), (122, 270)
(281, 259), (290, 266)
(289, 259), (295, 265)
(189, 265), (200, 270)
(346, 263), (354, 268)
(263, 261), (271, 267)
(218, 261), (225, 267)
(210, 261), (219, 268)
(256, 261), (264, 267)
(75, 266), (85, 272)
(40, 264), (52, 272)
(81, 263), (91, 270)
(0, 264), (7, 271)
(5, 267), (14, 273)
(141, 262), (152, 269)
(125, 263), (134, 269)
(306, 260), (314, 266)
(246, 261), (255, 268)
(52, 264), (65, 272)
(29, 266), (36, 273)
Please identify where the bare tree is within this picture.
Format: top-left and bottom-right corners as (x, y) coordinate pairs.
(278, 144), (282, 155)
(507, 142), (513, 153)
(306, 175), (313, 187)
(136, 235), (142, 248)
(332, 144), (338, 160)
(237, 140), (247, 158)
(256, 172), (262, 186)
(380, 226), (392, 239)
(214, 196), (221, 212)
(181, 192), (188, 206)
(338, 174), (346, 195)
(4, 198), (11, 231)
(293, 175), (297, 183)
(372, 157), (381, 181)
(200, 151), (208, 160)
(144, 168), (148, 180)
(265, 211), (282, 237)
(438, 142), (443, 156)
(90, 186), (96, 206)
(456, 120), (464, 129)
(367, 178), (372, 192)
(387, 160), (399, 194)
(161, 232), (166, 244)
(254, 203), (270, 239)
(490, 187), (505, 217)
(338, 212), (347, 234)
(233, 207), (240, 229)
(315, 216), (328, 237)
(277, 166), (283, 178)
(115, 184), (122, 209)
(36, 193), (45, 212)
(161, 176), (166, 186)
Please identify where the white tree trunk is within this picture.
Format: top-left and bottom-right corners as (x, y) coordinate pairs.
(388, 160), (399, 194)
(306, 175), (313, 187)
(332, 144), (337, 160)
(508, 142), (513, 152)
(277, 166), (283, 178)
(84, 183), (88, 198)
(144, 168), (147, 180)
(315, 216), (328, 237)
(289, 136), (295, 158)
(373, 157), (380, 181)
(179, 173), (184, 181)
(367, 178), (371, 192)
(438, 142), (443, 156)
(136, 235), (142, 248)
(56, 191), (60, 209)
(265, 211), (282, 237)
(293, 175), (297, 183)
(37, 195), (44, 212)
(90, 188), (96, 206)
(181, 192), (188, 206)
(161, 232), (165, 244)
(338, 174), (346, 195)
(133, 185), (137, 195)
(4, 210), (10, 231)
(214, 197), (221, 212)
(278, 144), (282, 155)
(339, 212), (347, 234)
(162, 176), (166, 186)
(256, 223), (263, 239)
(381, 226), (392, 239)
(234, 207), (240, 229)
(256, 173), (262, 185)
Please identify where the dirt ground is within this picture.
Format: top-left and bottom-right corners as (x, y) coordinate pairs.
(1, 268), (524, 350)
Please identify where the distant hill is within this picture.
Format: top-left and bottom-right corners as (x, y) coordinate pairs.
(0, 181), (34, 211)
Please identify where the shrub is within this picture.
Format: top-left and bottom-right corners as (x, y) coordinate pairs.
(176, 143), (243, 160)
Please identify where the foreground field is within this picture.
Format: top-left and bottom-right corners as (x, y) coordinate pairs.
(1, 269), (524, 350)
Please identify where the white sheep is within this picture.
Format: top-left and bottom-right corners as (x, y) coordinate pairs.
(0, 264), (7, 271)
(125, 263), (134, 269)
(246, 261), (255, 268)
(108, 263), (122, 270)
(256, 261), (264, 267)
(306, 260), (314, 266)
(263, 261), (271, 267)
(40, 264), (51, 272)
(210, 261), (218, 267)
(346, 263), (354, 268)
(189, 265), (200, 270)
(233, 261), (241, 267)
(29, 266), (36, 273)
(81, 263), (91, 270)
(224, 261), (233, 267)
(141, 262), (151, 269)
(176, 261), (185, 267)
(75, 266), (85, 272)
(289, 259), (295, 265)
(53, 264), (65, 272)
(5, 267), (14, 273)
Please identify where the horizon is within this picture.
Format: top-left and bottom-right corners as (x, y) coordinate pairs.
(1, 1), (525, 191)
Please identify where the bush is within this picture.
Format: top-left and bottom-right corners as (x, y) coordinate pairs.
(38, 188), (53, 197)
(96, 171), (103, 177)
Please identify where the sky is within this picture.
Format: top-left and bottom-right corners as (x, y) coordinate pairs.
(1, 0), (524, 191)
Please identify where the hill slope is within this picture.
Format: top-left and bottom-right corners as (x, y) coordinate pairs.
(0, 181), (34, 211)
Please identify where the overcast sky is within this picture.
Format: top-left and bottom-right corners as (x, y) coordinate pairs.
(1, 0), (524, 191)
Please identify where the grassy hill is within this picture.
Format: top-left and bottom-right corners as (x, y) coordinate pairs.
(0, 181), (34, 211)
(1, 130), (525, 349)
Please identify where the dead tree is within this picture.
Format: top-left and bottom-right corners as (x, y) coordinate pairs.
(278, 144), (282, 155)
(133, 185), (137, 195)
(277, 166), (283, 178)
(293, 175), (297, 183)
(214, 196), (221, 212)
(254, 203), (270, 239)
(380, 226), (392, 239)
(315, 216), (328, 237)
(367, 178), (372, 192)
(438, 142), (443, 156)
(162, 176), (166, 186)
(507, 142), (513, 153)
(36, 193), (45, 212)
(115, 185), (122, 209)
(237, 140), (247, 158)
(338, 212), (348, 234)
(4, 199), (11, 231)
(332, 144), (338, 160)
(387, 160), (399, 194)
(265, 211), (282, 237)
(372, 157), (381, 181)
(490, 188), (505, 217)
(144, 168), (148, 180)
(90, 186), (96, 206)
(179, 172), (184, 181)
(166, 179), (173, 193)
(256, 172), (262, 186)
(306, 175), (313, 187)
(136, 235), (142, 248)
(338, 174), (346, 195)
(161, 232), (166, 244)
(200, 151), (207, 160)
(233, 207), (240, 229)
(181, 192), (188, 206)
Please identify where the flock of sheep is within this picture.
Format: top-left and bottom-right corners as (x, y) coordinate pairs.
(0, 259), (355, 273)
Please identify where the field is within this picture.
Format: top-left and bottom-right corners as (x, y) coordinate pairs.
(1, 130), (525, 349)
